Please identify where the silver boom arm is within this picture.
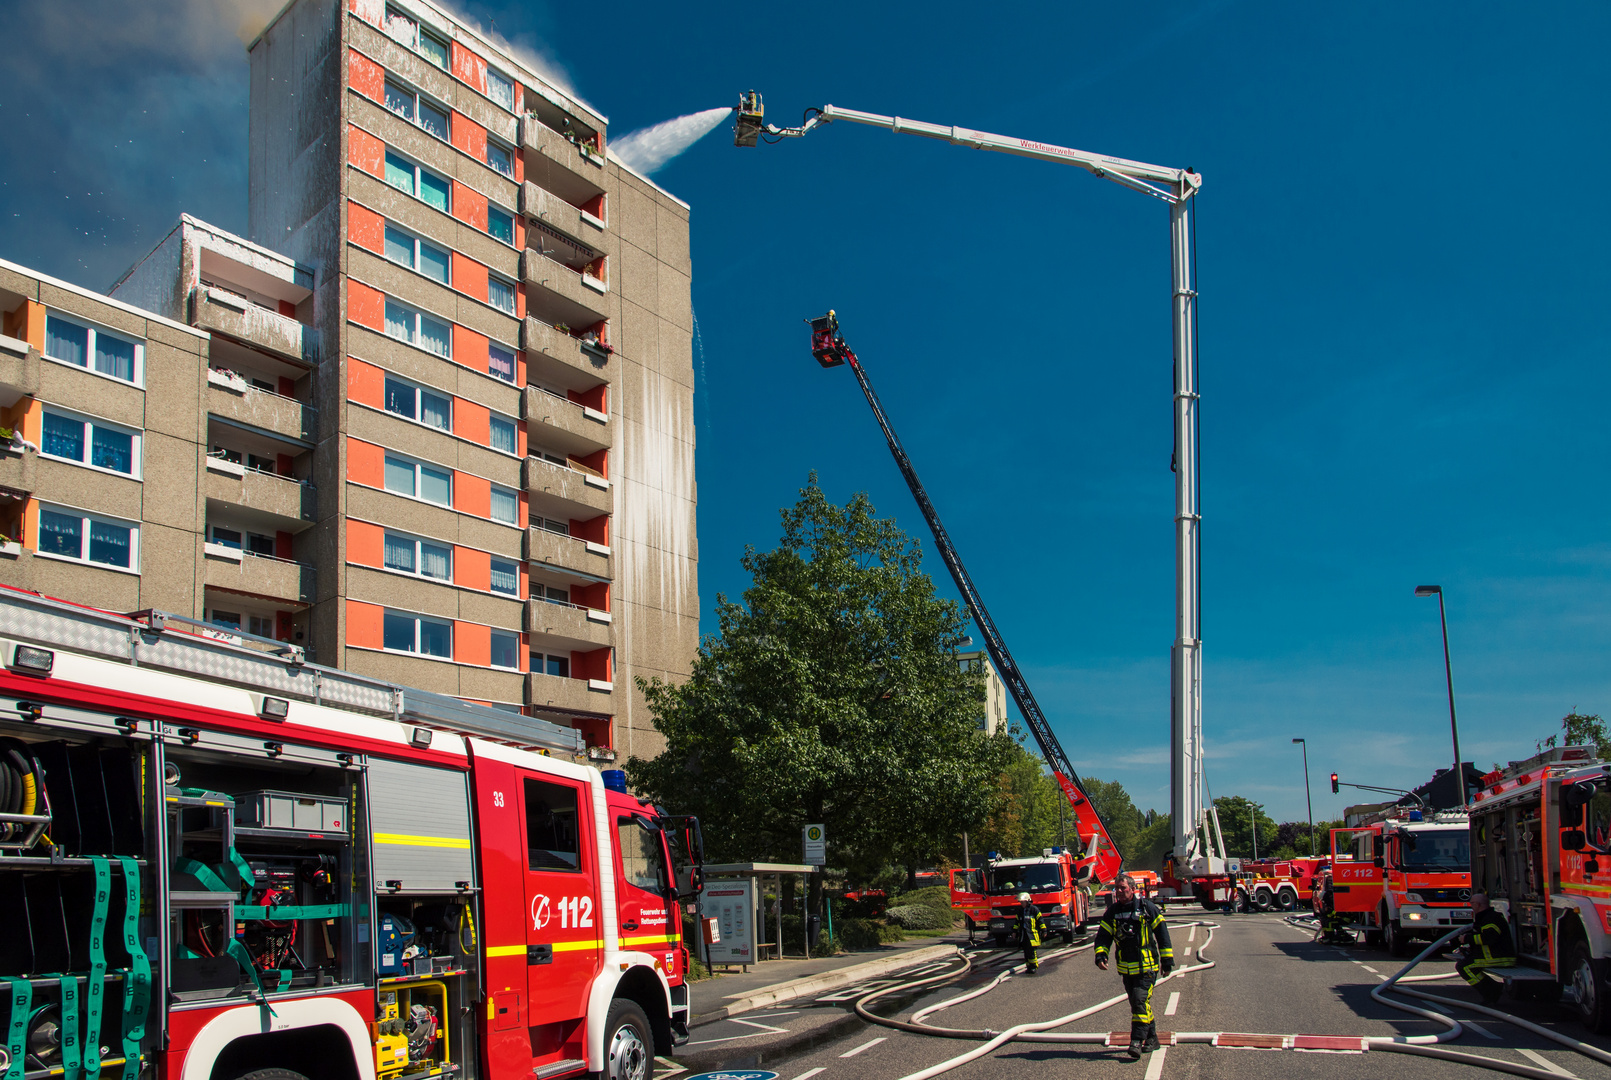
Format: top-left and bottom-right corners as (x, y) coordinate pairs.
(749, 98), (1212, 872)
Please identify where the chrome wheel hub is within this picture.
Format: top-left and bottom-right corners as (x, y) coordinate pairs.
(608, 1022), (650, 1080)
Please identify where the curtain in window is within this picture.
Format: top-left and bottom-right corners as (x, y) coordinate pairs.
(385, 153), (415, 195)
(490, 487), (517, 524)
(385, 300), (414, 342)
(384, 227), (415, 268)
(91, 427), (132, 473)
(42, 413), (84, 461)
(96, 335), (135, 381)
(419, 315), (451, 357)
(420, 170), (450, 212)
(489, 419), (516, 455)
(384, 532), (415, 572)
(38, 509), (81, 557)
(487, 144), (512, 176)
(45, 317), (87, 367)
(419, 618), (451, 657)
(88, 519), (131, 568)
(488, 71), (514, 111)
(419, 243), (450, 284)
(488, 344), (515, 382)
(490, 631), (518, 669)
(384, 378), (416, 419)
(490, 559), (518, 595)
(384, 456), (416, 496)
(384, 83), (416, 122)
(488, 279), (514, 314)
(420, 466), (452, 505)
(420, 391), (450, 430)
(420, 542), (451, 579)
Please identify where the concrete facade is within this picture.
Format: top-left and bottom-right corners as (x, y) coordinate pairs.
(0, 0), (698, 763)
(958, 650), (1009, 737)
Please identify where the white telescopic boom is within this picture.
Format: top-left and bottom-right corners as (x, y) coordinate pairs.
(765, 101), (1207, 872)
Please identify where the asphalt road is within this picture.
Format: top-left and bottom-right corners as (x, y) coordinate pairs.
(664, 912), (1611, 1080)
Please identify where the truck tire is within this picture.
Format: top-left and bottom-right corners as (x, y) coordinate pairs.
(1254, 887), (1273, 911)
(993, 934), (1011, 948)
(1199, 895), (1218, 912)
(1276, 888), (1298, 912)
(603, 999), (653, 1080)
(227, 1072), (310, 1080)
(1062, 930), (1076, 945)
(1568, 937), (1611, 1034)
(1384, 918), (1410, 957)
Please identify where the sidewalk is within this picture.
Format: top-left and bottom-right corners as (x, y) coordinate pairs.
(689, 931), (966, 1026)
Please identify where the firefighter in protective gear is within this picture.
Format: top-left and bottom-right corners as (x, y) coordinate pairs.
(1455, 892), (1514, 1004)
(1016, 892), (1043, 973)
(1095, 875), (1173, 1059)
(1317, 872), (1353, 944)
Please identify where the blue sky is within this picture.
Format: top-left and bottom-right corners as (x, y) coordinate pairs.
(2, 0), (1607, 824)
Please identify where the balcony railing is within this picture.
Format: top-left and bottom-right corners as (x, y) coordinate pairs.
(521, 319), (613, 393)
(522, 454), (609, 515)
(192, 285), (319, 364)
(521, 386), (609, 455)
(0, 335), (40, 407)
(205, 454), (316, 526)
(206, 372), (316, 442)
(519, 183), (603, 248)
(524, 526), (612, 580)
(526, 597), (610, 646)
(519, 119), (605, 206)
(202, 546), (316, 605)
(524, 670), (612, 714)
(0, 445), (35, 494)
(521, 249), (608, 329)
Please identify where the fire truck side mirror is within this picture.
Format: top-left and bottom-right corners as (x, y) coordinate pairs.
(1562, 781), (1596, 827)
(1373, 856), (1385, 868)
(1562, 830), (1587, 852)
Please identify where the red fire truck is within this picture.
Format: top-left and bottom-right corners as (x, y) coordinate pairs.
(1238, 856), (1328, 911)
(950, 848), (1091, 946)
(0, 588), (701, 1080)
(1330, 807), (1472, 955)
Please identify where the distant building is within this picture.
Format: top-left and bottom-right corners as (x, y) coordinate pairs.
(958, 649), (1008, 736)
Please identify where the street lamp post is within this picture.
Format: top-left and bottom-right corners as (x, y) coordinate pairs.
(1415, 585), (1465, 806)
(1293, 738), (1315, 856)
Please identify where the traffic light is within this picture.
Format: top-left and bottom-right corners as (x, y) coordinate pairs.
(1331, 772), (1340, 794)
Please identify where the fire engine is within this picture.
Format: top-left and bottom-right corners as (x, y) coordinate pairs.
(0, 587), (702, 1080)
(949, 848), (1090, 947)
(1468, 744), (1611, 1030)
(1238, 856), (1328, 912)
(1329, 806), (1472, 955)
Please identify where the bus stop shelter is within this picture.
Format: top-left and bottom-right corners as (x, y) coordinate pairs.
(703, 862), (817, 966)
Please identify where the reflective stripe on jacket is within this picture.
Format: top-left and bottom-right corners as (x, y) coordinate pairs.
(1094, 897), (1173, 975)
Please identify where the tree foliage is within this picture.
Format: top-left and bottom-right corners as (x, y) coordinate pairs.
(1211, 796), (1279, 860)
(1540, 712), (1609, 759)
(626, 479), (1015, 882)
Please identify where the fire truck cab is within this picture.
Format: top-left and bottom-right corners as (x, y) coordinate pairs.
(949, 849), (1089, 947)
(1329, 807), (1472, 955)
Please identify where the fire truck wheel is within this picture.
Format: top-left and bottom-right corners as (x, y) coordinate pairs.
(993, 935), (1011, 948)
(1384, 919), (1410, 957)
(226, 1071), (309, 1080)
(1567, 938), (1611, 1033)
(1062, 931), (1076, 945)
(1254, 888), (1274, 911)
(1275, 889), (1298, 912)
(603, 999), (653, 1080)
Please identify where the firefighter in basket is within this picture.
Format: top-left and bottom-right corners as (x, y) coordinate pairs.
(1453, 892), (1515, 1004)
(1015, 891), (1043, 974)
(1094, 875), (1173, 1059)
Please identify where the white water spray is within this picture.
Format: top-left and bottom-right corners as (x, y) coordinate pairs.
(611, 107), (732, 175)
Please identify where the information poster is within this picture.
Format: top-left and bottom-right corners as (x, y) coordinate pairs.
(703, 878), (756, 964)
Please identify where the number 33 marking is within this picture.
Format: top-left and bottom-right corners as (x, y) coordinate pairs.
(493, 791), (505, 807)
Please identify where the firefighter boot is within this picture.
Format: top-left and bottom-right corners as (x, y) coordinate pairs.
(1478, 977), (1503, 1005)
(1142, 1024), (1161, 1054)
(1126, 1022), (1145, 1060)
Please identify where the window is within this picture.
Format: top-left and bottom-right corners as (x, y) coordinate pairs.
(539, 584), (569, 605)
(384, 226), (450, 284)
(418, 28), (448, 67)
(384, 376), (451, 431)
(383, 609), (452, 658)
(37, 505), (136, 570)
(487, 275), (515, 315)
(41, 409), (138, 477)
(490, 485), (518, 525)
(383, 80), (448, 140)
(43, 314), (139, 384)
(537, 517), (569, 536)
(210, 609), (242, 631)
(524, 778), (581, 871)
(384, 152), (451, 213)
(490, 558), (518, 596)
(384, 531), (452, 579)
(384, 453), (452, 506)
(534, 652), (570, 678)
(488, 343), (515, 384)
(385, 299), (451, 357)
(486, 206), (514, 246)
(486, 139), (513, 178)
(210, 525), (274, 555)
(618, 816), (668, 892)
(487, 68), (515, 112)
(383, 5), (448, 67)
(489, 414), (517, 455)
(490, 629), (519, 669)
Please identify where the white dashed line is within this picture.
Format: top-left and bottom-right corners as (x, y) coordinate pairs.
(1188, 926), (1197, 943)
(1360, 965), (1380, 974)
(840, 1037), (886, 1057)
(1517, 1048), (1578, 1078)
(791, 1070), (827, 1080)
(1144, 1045), (1168, 1079)
(1463, 1021), (1500, 1040)
(1164, 991), (1180, 1016)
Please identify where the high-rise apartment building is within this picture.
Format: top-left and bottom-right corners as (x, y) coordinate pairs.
(958, 650), (1009, 737)
(1, 0), (698, 761)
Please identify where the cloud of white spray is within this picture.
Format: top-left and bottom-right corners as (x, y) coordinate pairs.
(611, 108), (733, 176)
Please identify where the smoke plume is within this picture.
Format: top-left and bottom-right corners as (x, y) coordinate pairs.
(611, 108), (733, 176)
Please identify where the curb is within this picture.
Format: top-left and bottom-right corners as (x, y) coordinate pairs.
(689, 943), (962, 1028)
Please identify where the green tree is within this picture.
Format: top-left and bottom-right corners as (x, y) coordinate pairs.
(626, 479), (1015, 891)
(1080, 776), (1141, 862)
(1212, 796), (1279, 860)
(967, 742), (1064, 860)
(1128, 813), (1174, 873)
(1540, 712), (1609, 759)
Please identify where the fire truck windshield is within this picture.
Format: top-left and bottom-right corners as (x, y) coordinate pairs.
(988, 863), (1062, 895)
(1400, 829), (1469, 871)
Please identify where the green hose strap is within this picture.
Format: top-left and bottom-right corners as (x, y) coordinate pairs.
(224, 846), (255, 892)
(4, 977), (30, 1080)
(172, 856), (233, 895)
(58, 974), (82, 1080)
(85, 856), (110, 1078)
(116, 857), (149, 1080)
(222, 940), (275, 1017)
(235, 904), (349, 920)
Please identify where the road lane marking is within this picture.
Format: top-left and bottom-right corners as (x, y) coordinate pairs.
(1144, 1045), (1168, 1079)
(791, 1070), (827, 1080)
(1463, 1021), (1500, 1040)
(1180, 947), (1191, 957)
(1360, 965), (1380, 973)
(1188, 926), (1197, 943)
(1517, 1048), (1578, 1078)
(1165, 991), (1180, 1016)
(684, 1016), (791, 1046)
(841, 1036), (886, 1057)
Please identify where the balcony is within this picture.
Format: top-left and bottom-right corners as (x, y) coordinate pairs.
(524, 670), (612, 715)
(0, 336), (40, 408)
(525, 526), (612, 581)
(521, 387), (609, 455)
(192, 285), (319, 365)
(521, 250), (608, 330)
(204, 456), (316, 528)
(522, 455), (609, 516)
(206, 373), (316, 443)
(203, 546), (316, 605)
(519, 119), (605, 207)
(521, 319), (614, 393)
(526, 598), (611, 648)
(0, 445), (35, 494)
(520, 183), (603, 249)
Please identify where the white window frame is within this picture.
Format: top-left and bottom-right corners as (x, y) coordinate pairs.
(486, 68), (516, 112)
(383, 223), (451, 285)
(383, 5), (447, 69)
(382, 373), (453, 432)
(34, 502), (140, 573)
(486, 204), (515, 247)
(41, 311), (143, 387)
(384, 150), (452, 215)
(383, 529), (453, 581)
(383, 452), (454, 507)
(533, 651), (571, 678)
(489, 557), (519, 597)
(489, 628), (521, 670)
(489, 483), (519, 525)
(485, 137), (514, 178)
(487, 341), (516, 384)
(384, 78), (450, 141)
(382, 608), (454, 659)
(384, 297), (453, 359)
(39, 405), (142, 480)
(487, 273), (516, 315)
(488, 413), (518, 456)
